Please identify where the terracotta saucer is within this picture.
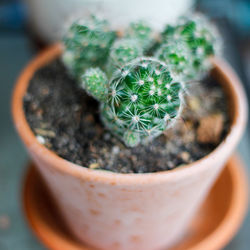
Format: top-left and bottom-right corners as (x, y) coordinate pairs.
(22, 155), (248, 250)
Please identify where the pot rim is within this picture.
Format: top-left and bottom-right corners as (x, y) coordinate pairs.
(12, 43), (248, 184)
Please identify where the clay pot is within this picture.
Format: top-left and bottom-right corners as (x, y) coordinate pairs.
(12, 44), (248, 250)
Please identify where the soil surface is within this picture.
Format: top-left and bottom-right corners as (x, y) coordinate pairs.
(23, 60), (230, 173)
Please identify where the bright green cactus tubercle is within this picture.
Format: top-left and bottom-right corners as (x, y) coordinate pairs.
(162, 13), (221, 79)
(156, 42), (191, 78)
(81, 68), (108, 101)
(123, 130), (141, 148)
(125, 20), (154, 52)
(101, 58), (183, 147)
(62, 15), (116, 79)
(109, 38), (143, 68)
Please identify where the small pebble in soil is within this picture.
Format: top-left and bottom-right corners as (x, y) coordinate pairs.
(23, 60), (230, 173)
(197, 113), (224, 144)
(36, 135), (45, 144)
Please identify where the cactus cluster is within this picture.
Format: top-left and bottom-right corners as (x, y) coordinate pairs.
(62, 15), (116, 79)
(161, 13), (221, 80)
(62, 13), (221, 147)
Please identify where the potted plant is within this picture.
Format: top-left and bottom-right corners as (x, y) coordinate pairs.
(12, 13), (247, 249)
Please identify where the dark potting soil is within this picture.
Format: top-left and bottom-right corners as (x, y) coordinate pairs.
(23, 60), (230, 173)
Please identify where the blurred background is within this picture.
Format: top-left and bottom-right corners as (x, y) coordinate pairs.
(0, 0), (249, 249)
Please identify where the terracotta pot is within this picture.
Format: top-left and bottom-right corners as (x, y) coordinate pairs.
(12, 44), (248, 250)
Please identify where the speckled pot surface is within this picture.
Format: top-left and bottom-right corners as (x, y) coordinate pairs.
(12, 44), (248, 250)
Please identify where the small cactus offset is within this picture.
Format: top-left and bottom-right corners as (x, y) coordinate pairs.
(62, 15), (116, 79)
(107, 38), (143, 73)
(125, 20), (155, 53)
(162, 13), (222, 79)
(155, 42), (192, 79)
(101, 58), (183, 147)
(81, 68), (108, 101)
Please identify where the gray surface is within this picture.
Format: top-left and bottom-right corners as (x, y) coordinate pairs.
(0, 33), (249, 250)
(0, 34), (44, 250)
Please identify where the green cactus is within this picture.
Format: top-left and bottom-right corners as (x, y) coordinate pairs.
(62, 15), (116, 79)
(108, 38), (143, 73)
(162, 13), (222, 79)
(81, 67), (108, 101)
(125, 20), (155, 52)
(101, 58), (183, 147)
(123, 130), (141, 148)
(155, 42), (192, 79)
(60, 13), (221, 148)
